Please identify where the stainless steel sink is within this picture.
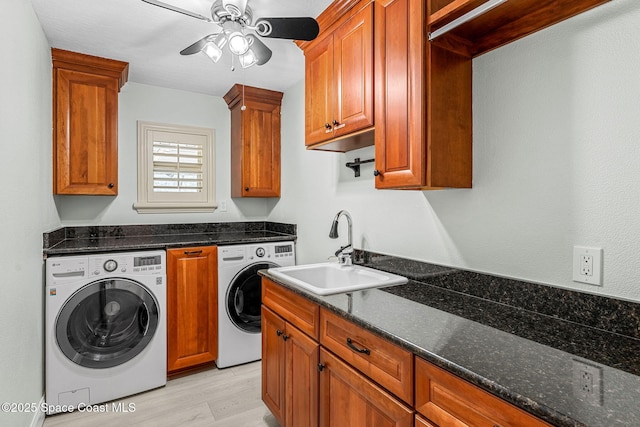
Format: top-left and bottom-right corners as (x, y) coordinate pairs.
(268, 262), (408, 296)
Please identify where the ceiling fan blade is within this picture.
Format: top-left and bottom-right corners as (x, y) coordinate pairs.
(141, 0), (213, 23)
(254, 17), (320, 41)
(180, 35), (215, 55)
(246, 34), (272, 65)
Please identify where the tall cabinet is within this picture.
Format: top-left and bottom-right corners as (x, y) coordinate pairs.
(51, 49), (128, 195)
(166, 246), (218, 374)
(224, 84), (283, 198)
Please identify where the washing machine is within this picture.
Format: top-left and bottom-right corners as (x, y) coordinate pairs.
(217, 241), (295, 368)
(45, 250), (166, 414)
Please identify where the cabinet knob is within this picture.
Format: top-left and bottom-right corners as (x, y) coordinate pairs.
(276, 330), (283, 337)
(324, 123), (332, 129)
(373, 170), (382, 177)
(245, 187), (250, 192)
(108, 183), (115, 188)
(332, 120), (346, 130)
(282, 334), (290, 341)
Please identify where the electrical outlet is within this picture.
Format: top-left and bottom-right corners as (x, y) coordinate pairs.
(218, 200), (227, 212)
(573, 246), (603, 286)
(572, 359), (603, 406)
(580, 254), (593, 276)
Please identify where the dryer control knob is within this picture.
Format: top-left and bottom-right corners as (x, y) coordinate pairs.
(104, 260), (118, 272)
(256, 247), (266, 258)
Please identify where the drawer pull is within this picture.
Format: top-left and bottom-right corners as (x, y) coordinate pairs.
(184, 250), (203, 255)
(346, 338), (370, 355)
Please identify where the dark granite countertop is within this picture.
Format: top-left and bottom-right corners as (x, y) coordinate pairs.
(260, 251), (640, 427)
(43, 221), (296, 256)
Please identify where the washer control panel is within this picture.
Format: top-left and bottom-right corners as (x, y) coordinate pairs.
(46, 251), (166, 285)
(219, 242), (295, 265)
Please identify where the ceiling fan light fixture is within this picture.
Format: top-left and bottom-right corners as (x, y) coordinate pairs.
(201, 41), (223, 63)
(213, 32), (227, 49)
(239, 50), (257, 68)
(223, 20), (250, 55)
(228, 33), (249, 55)
(245, 34), (272, 66)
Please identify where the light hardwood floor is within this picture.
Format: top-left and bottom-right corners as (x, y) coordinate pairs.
(43, 361), (280, 427)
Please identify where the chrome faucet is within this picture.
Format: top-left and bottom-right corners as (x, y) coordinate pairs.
(329, 210), (353, 265)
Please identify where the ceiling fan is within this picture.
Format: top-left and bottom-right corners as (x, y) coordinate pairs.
(141, 0), (320, 69)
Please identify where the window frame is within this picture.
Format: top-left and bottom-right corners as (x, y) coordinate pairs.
(134, 121), (216, 213)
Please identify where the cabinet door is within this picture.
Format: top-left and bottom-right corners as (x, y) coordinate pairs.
(166, 246), (218, 373)
(285, 322), (319, 427)
(54, 68), (119, 195)
(374, 0), (472, 189)
(262, 306), (287, 425)
(332, 3), (374, 138)
(374, 0), (426, 189)
(415, 357), (552, 427)
(305, 32), (335, 146)
(239, 99), (281, 197)
(225, 84), (283, 198)
(319, 349), (414, 427)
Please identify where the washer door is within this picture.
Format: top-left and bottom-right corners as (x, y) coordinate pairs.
(227, 262), (277, 333)
(55, 278), (159, 369)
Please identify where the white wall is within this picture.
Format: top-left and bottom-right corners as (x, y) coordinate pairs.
(54, 82), (269, 225)
(0, 0), (59, 425)
(270, 0), (640, 303)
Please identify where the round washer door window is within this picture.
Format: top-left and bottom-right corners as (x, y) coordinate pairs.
(56, 278), (160, 369)
(227, 262), (277, 333)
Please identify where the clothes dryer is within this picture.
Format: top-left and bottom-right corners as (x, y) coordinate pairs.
(217, 242), (295, 368)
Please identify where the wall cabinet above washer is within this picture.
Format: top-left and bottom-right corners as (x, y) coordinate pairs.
(224, 84), (283, 198)
(52, 49), (128, 195)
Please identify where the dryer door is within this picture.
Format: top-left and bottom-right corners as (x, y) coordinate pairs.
(56, 278), (159, 369)
(227, 262), (277, 333)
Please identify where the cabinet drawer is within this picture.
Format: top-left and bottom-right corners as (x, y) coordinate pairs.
(415, 357), (552, 427)
(262, 278), (320, 339)
(320, 308), (413, 404)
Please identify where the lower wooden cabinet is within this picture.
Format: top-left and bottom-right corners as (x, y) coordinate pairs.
(262, 279), (556, 427)
(415, 357), (552, 427)
(166, 246), (218, 374)
(262, 305), (319, 427)
(320, 308), (413, 404)
(319, 348), (414, 427)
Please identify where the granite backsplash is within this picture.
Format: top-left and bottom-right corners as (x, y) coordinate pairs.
(354, 249), (640, 377)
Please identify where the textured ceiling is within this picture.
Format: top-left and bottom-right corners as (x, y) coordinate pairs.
(31, 0), (332, 96)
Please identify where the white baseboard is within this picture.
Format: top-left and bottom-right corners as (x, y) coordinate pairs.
(29, 395), (45, 427)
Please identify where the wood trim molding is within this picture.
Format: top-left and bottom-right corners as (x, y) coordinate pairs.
(52, 48), (129, 90)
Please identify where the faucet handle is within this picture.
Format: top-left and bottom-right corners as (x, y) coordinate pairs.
(334, 244), (352, 257)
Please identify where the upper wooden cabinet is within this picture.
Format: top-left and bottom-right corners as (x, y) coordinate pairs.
(52, 49), (128, 195)
(300, 0), (374, 152)
(224, 84), (283, 198)
(166, 246), (218, 374)
(374, 0), (472, 189)
(427, 0), (612, 58)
